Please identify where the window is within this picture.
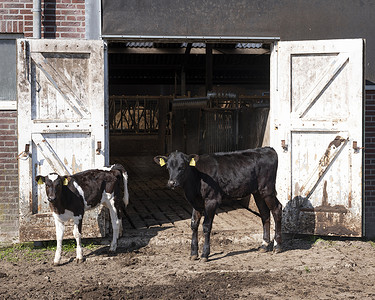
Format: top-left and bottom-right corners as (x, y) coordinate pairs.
(0, 34), (22, 110)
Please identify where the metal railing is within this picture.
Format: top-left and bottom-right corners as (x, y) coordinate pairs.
(109, 96), (172, 134)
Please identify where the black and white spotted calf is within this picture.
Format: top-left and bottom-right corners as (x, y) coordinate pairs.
(36, 164), (129, 265)
(154, 147), (282, 262)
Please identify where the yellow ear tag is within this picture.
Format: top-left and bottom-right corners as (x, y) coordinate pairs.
(159, 158), (166, 167)
(63, 178), (69, 186)
(37, 178), (43, 185)
(189, 158), (196, 167)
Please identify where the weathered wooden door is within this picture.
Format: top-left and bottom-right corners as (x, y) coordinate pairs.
(17, 39), (109, 241)
(270, 39), (364, 236)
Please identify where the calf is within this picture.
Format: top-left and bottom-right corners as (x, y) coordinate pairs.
(154, 148), (282, 262)
(36, 164), (129, 265)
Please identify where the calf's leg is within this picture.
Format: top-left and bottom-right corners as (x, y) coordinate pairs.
(201, 200), (217, 262)
(270, 197), (283, 253)
(253, 193), (272, 252)
(264, 194), (283, 253)
(190, 209), (202, 260)
(106, 195), (121, 252)
(73, 217), (84, 263)
(53, 216), (65, 265)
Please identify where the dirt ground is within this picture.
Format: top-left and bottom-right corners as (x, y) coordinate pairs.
(2, 157), (374, 299)
(1, 226), (375, 300)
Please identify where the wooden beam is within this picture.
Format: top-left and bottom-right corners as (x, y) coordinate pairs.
(206, 44), (213, 93)
(108, 47), (269, 55)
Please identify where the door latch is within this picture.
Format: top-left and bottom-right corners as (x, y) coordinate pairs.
(96, 141), (102, 155)
(17, 144), (31, 160)
(281, 140), (288, 152)
(353, 141), (364, 153)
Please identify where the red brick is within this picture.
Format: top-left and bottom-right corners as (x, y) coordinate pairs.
(4, 14), (22, 20)
(60, 32), (81, 38)
(4, 3), (24, 9)
(60, 21), (80, 27)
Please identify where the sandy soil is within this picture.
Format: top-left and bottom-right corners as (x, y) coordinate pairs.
(1, 226), (375, 300)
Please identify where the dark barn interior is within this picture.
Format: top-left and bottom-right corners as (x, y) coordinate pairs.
(107, 41), (271, 230)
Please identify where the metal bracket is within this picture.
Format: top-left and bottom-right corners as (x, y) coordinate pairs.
(353, 141), (364, 153)
(17, 144), (31, 160)
(281, 140), (288, 152)
(96, 141), (102, 155)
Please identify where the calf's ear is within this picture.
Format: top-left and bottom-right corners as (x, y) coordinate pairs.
(35, 175), (45, 185)
(153, 156), (168, 167)
(188, 154), (199, 167)
(63, 176), (70, 186)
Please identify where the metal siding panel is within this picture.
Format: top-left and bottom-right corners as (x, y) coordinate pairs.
(102, 0), (375, 83)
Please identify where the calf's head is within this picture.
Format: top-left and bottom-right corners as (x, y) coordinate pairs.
(35, 173), (69, 203)
(154, 151), (199, 189)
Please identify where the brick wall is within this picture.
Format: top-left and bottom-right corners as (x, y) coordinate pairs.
(365, 89), (375, 239)
(0, 111), (18, 244)
(0, 0), (85, 38)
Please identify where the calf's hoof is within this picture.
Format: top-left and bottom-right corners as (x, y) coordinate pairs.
(200, 257), (208, 263)
(190, 255), (199, 261)
(273, 245), (282, 254)
(76, 258), (85, 264)
(258, 244), (271, 253)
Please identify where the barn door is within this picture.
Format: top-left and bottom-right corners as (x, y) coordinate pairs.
(17, 39), (109, 241)
(270, 39), (364, 236)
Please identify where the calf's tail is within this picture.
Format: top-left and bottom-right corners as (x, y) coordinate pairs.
(111, 164), (129, 207)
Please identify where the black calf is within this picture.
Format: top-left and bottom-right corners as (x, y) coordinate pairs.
(154, 148), (282, 261)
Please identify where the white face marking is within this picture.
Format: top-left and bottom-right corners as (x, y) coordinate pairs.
(48, 173), (59, 182)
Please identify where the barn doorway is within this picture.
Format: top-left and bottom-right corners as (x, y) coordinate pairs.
(107, 41), (271, 230)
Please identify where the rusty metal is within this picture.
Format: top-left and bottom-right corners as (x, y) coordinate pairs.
(17, 144), (31, 160)
(281, 139), (288, 152)
(96, 141), (102, 155)
(353, 140), (364, 152)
